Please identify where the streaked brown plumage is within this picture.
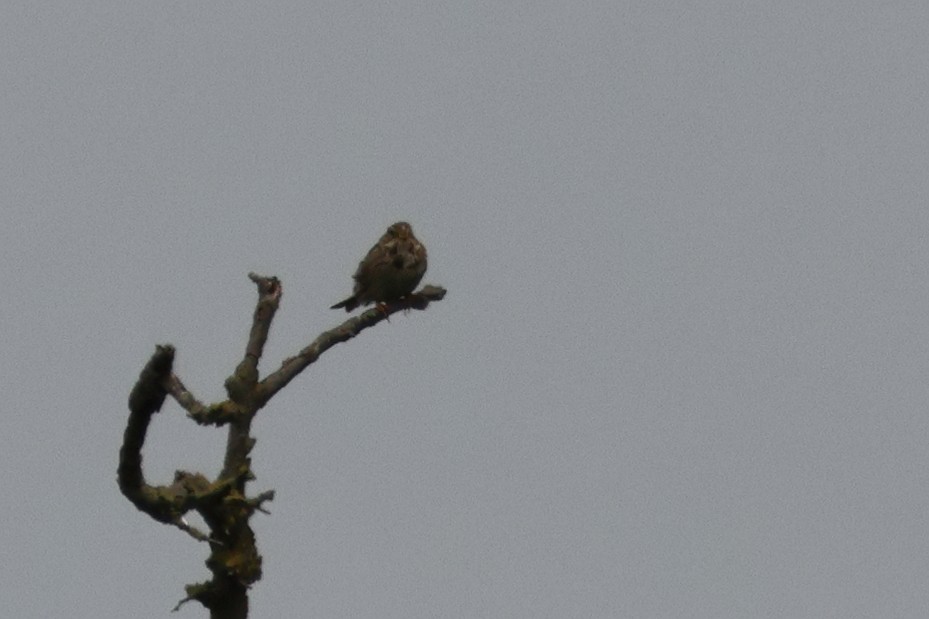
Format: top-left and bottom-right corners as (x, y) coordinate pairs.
(330, 221), (428, 312)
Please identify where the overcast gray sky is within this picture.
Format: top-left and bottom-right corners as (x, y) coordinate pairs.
(3, 2), (929, 617)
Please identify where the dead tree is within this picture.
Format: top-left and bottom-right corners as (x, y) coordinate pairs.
(118, 273), (446, 618)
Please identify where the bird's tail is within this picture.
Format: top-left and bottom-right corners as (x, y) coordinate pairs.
(330, 296), (358, 311)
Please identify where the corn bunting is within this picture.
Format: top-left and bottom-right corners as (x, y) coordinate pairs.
(330, 221), (428, 312)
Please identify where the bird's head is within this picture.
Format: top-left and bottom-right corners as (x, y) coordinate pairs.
(387, 222), (413, 240)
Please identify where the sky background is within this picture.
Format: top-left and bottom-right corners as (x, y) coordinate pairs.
(3, 2), (929, 617)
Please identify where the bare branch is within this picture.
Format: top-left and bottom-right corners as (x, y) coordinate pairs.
(171, 595), (195, 613)
(225, 274), (282, 405)
(173, 517), (216, 544)
(164, 372), (206, 416)
(244, 273), (282, 362)
(247, 490), (276, 515)
(120, 273), (445, 617)
(256, 284), (447, 405)
(118, 345), (179, 523)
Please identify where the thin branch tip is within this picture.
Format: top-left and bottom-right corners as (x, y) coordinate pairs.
(248, 272), (282, 297)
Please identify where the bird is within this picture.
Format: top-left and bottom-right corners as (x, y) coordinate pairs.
(330, 221), (428, 312)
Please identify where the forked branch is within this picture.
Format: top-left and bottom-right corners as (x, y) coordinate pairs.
(118, 275), (445, 617)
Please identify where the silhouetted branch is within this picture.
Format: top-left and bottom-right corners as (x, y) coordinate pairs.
(118, 344), (179, 523)
(118, 273), (445, 617)
(244, 273), (281, 362)
(257, 284), (447, 405)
